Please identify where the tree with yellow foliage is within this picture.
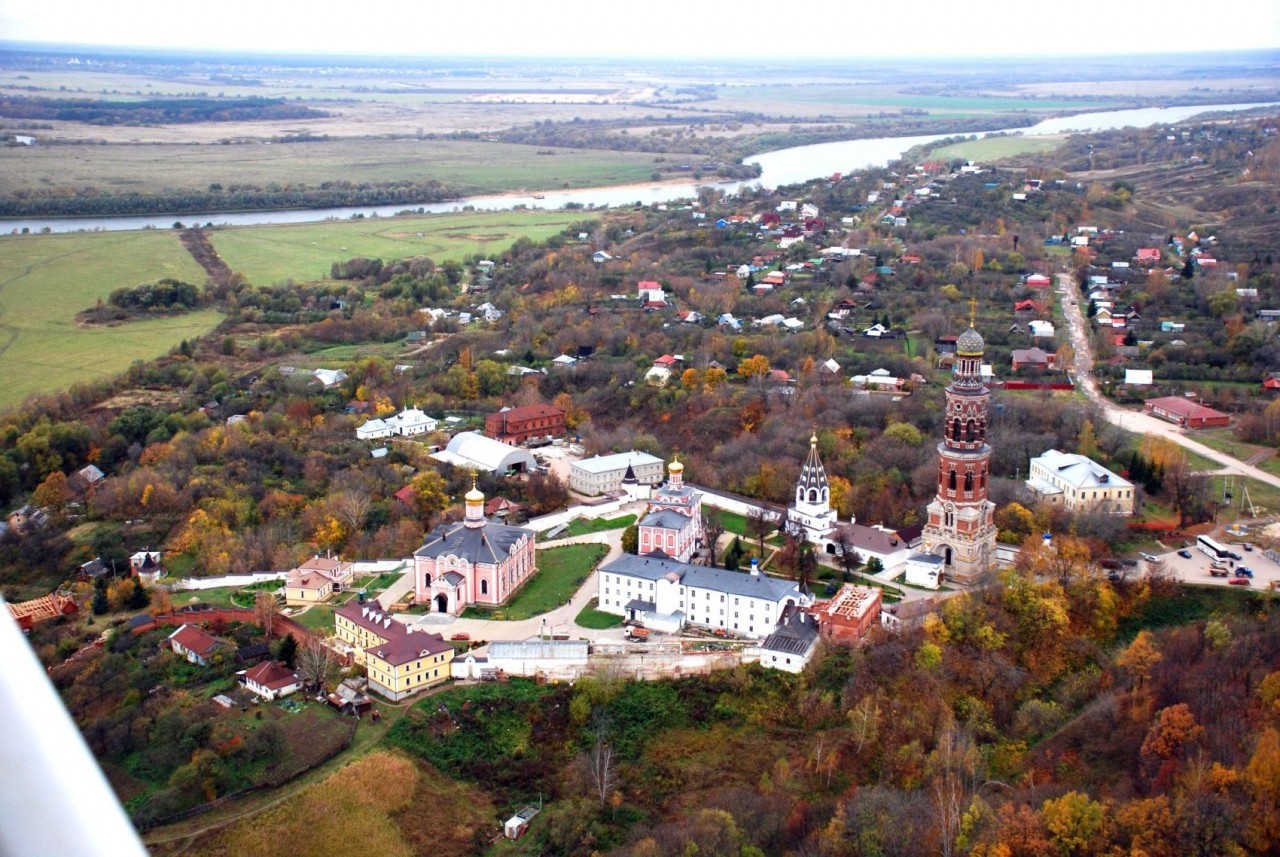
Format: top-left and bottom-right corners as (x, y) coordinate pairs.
(737, 354), (770, 380)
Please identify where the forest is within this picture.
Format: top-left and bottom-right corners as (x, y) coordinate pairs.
(0, 95), (327, 125)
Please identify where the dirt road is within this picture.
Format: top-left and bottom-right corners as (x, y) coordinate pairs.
(1056, 272), (1280, 492)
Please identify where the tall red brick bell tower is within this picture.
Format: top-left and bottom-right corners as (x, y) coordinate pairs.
(922, 308), (997, 584)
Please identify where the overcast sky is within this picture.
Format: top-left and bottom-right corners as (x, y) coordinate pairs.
(3, 0), (1279, 59)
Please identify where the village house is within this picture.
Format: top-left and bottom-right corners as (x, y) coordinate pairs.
(356, 407), (439, 441)
(129, 550), (164, 583)
(284, 555), (354, 607)
(168, 624), (228, 666)
(241, 661), (303, 700)
(484, 403), (567, 445)
(755, 606), (821, 673)
(1026, 449), (1136, 515)
(1011, 348), (1055, 372)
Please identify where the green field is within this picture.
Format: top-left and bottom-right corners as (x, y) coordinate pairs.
(489, 543), (607, 621)
(555, 513), (637, 540)
(574, 597), (623, 629)
(0, 231), (223, 411)
(208, 209), (595, 284)
(930, 135), (1065, 161)
(0, 139), (681, 199)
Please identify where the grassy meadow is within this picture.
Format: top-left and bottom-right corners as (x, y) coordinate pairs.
(930, 135), (1065, 161)
(0, 139), (679, 199)
(208, 209), (595, 284)
(0, 230), (222, 411)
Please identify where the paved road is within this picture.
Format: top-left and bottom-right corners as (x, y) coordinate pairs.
(1056, 272), (1280, 494)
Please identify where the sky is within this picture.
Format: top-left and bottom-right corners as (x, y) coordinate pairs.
(2, 0), (1279, 59)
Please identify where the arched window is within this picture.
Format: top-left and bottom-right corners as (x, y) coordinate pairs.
(964, 471), (973, 492)
(422, 573), (432, 586)
(980, 470), (987, 490)
(948, 469), (957, 491)
(480, 579), (489, 595)
(952, 418), (961, 440)
(808, 488), (818, 503)
(966, 420), (976, 441)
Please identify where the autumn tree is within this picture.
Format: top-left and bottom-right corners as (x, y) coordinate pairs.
(254, 589), (277, 636)
(747, 506), (779, 554)
(701, 507), (726, 566)
(409, 468), (449, 529)
(32, 470), (73, 516)
(1039, 791), (1109, 857)
(737, 354), (771, 381)
(297, 637), (341, 693)
(1244, 728), (1280, 853)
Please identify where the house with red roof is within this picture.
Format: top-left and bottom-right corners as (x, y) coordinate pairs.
(1025, 273), (1052, 288)
(241, 660), (303, 700)
(1135, 248), (1162, 266)
(168, 623), (228, 666)
(1143, 396), (1230, 428)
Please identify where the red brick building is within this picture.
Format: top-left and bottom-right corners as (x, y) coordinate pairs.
(809, 584), (882, 646)
(484, 404), (567, 445)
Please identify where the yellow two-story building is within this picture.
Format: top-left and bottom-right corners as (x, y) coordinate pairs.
(334, 600), (453, 700)
(364, 631), (454, 701)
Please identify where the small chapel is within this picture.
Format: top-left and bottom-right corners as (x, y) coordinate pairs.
(413, 479), (536, 614)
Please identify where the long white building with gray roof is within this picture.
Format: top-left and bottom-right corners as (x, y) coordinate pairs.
(597, 553), (810, 637)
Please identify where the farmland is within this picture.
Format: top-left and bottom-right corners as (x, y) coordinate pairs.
(0, 139), (685, 201)
(208, 209), (596, 285)
(0, 230), (222, 411)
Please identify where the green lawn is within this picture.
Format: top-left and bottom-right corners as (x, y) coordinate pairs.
(574, 597), (623, 629)
(291, 605), (336, 633)
(930, 135), (1064, 161)
(556, 514), (637, 540)
(0, 230), (223, 412)
(486, 543), (608, 621)
(208, 209), (594, 285)
(178, 586), (239, 609)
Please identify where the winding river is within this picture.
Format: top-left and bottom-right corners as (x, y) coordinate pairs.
(3, 101), (1276, 235)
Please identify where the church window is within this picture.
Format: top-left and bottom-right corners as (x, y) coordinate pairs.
(480, 580), (488, 595)
(808, 488), (818, 503)
(966, 420), (975, 441)
(952, 417), (961, 440)
(948, 470), (957, 491)
(964, 471), (973, 492)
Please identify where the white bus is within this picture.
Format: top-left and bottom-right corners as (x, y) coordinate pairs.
(1197, 535), (1230, 560)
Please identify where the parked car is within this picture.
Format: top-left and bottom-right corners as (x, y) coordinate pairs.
(1177, 549), (1193, 559)
(1140, 552), (1159, 562)
(1244, 543), (1254, 552)
(450, 632), (470, 641)
(1229, 577), (1251, 586)
(1229, 551), (1243, 561)
(1236, 567), (1254, 578)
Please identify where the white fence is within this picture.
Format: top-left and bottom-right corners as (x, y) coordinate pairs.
(170, 571), (290, 591)
(525, 498), (628, 533)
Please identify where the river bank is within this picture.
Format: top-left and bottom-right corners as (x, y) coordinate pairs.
(3, 100), (1275, 236)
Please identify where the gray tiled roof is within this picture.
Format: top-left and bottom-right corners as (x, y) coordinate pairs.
(601, 554), (802, 602)
(640, 508), (694, 531)
(761, 619), (819, 655)
(415, 519), (533, 565)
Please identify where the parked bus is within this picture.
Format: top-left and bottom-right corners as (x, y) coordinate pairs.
(1197, 535), (1230, 560)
